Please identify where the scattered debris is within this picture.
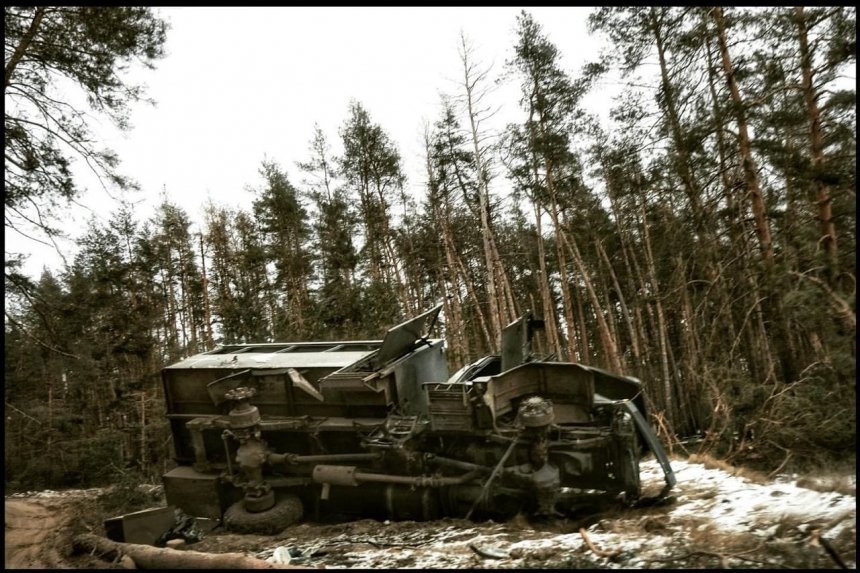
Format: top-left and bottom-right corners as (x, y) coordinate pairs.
(137, 484), (165, 500)
(266, 547), (296, 565)
(469, 542), (509, 559)
(579, 527), (622, 559)
(155, 508), (206, 546)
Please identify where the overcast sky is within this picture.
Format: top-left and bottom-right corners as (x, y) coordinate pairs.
(9, 7), (618, 278)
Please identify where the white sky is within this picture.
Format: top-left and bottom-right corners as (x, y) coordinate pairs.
(7, 7), (616, 279)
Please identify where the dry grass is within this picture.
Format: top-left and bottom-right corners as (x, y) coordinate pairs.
(829, 520), (857, 561)
(792, 453), (856, 496)
(687, 453), (770, 484)
(750, 512), (815, 540)
(504, 512), (534, 532)
(688, 522), (758, 553)
(639, 514), (843, 569)
(795, 474), (856, 497)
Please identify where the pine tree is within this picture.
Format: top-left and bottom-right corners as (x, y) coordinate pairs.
(297, 126), (362, 338)
(455, 32), (516, 345)
(5, 7), (167, 252)
(339, 101), (408, 328)
(252, 160), (313, 339)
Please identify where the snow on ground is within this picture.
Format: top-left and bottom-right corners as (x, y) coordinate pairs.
(659, 460), (855, 540)
(7, 457), (852, 569)
(6, 487), (108, 499)
(253, 458), (856, 569)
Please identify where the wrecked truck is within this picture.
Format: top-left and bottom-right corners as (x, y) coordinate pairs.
(160, 305), (675, 533)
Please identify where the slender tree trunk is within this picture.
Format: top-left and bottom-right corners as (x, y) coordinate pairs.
(561, 205), (591, 363)
(713, 6), (797, 384)
(595, 239), (641, 364)
(373, 179), (411, 315)
(639, 198), (673, 427)
(447, 134), (502, 347)
(469, 127), (502, 348)
(683, 291), (705, 430)
(459, 33), (515, 336)
(139, 391), (147, 474)
(750, 270), (776, 382)
(500, 266), (519, 326)
(650, 7), (710, 250)
(557, 227), (622, 373)
(424, 129), (470, 364)
(530, 103), (577, 362)
(356, 177), (383, 285)
(704, 35), (737, 235)
(398, 185), (423, 315)
(437, 265), (466, 368)
(678, 255), (704, 432)
(604, 167), (650, 367)
(161, 267), (177, 352)
(177, 246), (193, 353)
(440, 209), (470, 362)
(529, 292), (545, 356)
(47, 382), (53, 456)
(4, 6), (46, 88)
(532, 199), (562, 359)
(599, 265), (622, 370)
(547, 192), (578, 362)
(453, 252), (493, 354)
(705, 32), (753, 378)
(524, 121), (562, 358)
(574, 280), (591, 364)
(442, 247), (469, 365)
(199, 235), (214, 350)
(782, 129), (801, 272)
(795, 6), (838, 280)
(712, 6), (774, 262)
(263, 271), (277, 341)
(611, 185), (659, 388)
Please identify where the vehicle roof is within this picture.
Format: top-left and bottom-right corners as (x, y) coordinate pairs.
(163, 341), (383, 371)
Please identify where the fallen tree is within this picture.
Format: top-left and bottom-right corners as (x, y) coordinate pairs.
(72, 534), (317, 569)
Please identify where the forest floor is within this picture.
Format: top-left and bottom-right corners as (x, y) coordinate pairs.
(5, 456), (856, 569)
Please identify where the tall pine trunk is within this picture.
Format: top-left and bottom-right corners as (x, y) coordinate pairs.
(795, 6), (838, 281)
(712, 6), (796, 384)
(460, 38), (508, 346)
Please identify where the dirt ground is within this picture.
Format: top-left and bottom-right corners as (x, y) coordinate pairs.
(4, 496), (104, 569)
(5, 458), (856, 569)
(5, 498), (67, 569)
(4, 490), (122, 570)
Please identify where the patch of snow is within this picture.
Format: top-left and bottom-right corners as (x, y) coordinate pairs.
(241, 456), (857, 569)
(664, 459), (856, 538)
(6, 487), (107, 499)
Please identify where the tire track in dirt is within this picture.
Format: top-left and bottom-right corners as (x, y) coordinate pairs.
(5, 498), (72, 569)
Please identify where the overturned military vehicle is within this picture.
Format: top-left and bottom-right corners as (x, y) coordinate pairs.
(160, 306), (675, 533)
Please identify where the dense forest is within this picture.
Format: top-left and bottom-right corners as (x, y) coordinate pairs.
(5, 7), (856, 491)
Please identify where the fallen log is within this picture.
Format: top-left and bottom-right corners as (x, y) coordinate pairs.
(72, 533), (317, 569)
